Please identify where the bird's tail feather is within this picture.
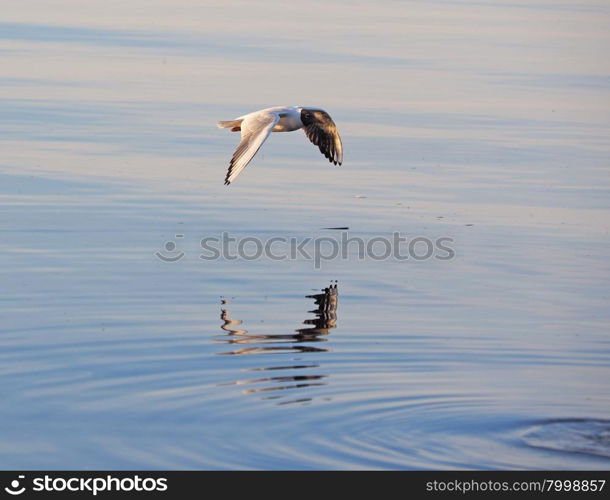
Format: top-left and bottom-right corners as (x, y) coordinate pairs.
(217, 119), (242, 129)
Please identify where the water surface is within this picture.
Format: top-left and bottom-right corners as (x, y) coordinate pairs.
(1, 0), (610, 469)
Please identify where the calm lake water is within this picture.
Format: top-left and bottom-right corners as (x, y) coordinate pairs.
(1, 1), (610, 469)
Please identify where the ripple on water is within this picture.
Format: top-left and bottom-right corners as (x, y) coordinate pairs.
(521, 419), (610, 459)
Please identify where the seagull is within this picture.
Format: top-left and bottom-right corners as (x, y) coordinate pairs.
(217, 106), (343, 185)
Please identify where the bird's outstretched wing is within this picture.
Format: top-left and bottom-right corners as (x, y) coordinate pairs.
(302, 109), (343, 165)
(225, 111), (279, 185)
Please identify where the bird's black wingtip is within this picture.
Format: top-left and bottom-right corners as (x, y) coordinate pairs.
(224, 180), (231, 186)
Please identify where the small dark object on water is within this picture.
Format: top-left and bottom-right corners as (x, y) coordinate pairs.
(323, 227), (349, 230)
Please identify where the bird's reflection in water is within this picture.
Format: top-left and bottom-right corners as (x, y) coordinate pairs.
(217, 282), (338, 405)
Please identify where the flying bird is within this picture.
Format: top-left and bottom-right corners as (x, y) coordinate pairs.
(217, 106), (343, 185)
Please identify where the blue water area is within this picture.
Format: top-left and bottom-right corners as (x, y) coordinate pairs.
(1, 170), (609, 469)
(1, 0), (609, 469)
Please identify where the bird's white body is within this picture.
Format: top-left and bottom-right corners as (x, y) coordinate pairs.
(218, 105), (343, 185)
(237, 106), (304, 133)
